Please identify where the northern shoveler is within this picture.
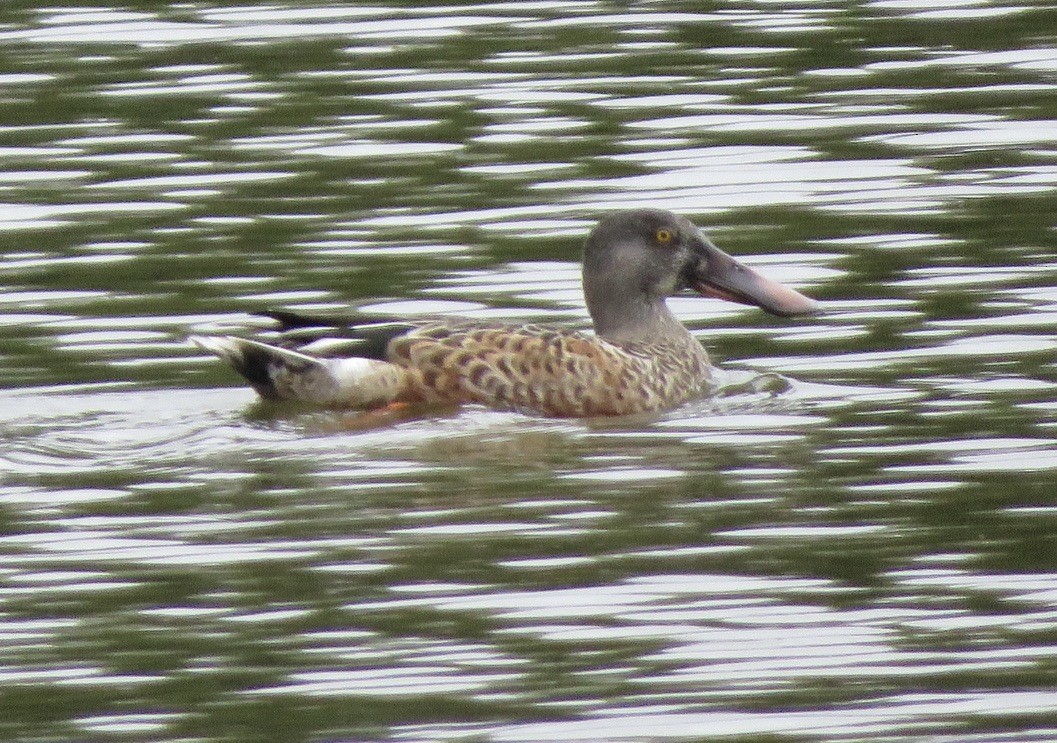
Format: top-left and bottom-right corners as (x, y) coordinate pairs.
(191, 209), (818, 417)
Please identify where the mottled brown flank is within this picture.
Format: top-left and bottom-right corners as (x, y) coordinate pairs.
(388, 320), (711, 416)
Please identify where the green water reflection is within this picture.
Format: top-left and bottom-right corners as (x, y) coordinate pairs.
(3, 2), (1057, 742)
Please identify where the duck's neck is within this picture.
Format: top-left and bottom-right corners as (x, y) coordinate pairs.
(589, 294), (692, 346)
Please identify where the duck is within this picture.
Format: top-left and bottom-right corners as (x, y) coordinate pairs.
(190, 209), (818, 417)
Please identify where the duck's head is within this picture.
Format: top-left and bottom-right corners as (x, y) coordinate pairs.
(582, 209), (818, 341)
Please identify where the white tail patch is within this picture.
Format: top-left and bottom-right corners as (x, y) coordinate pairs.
(191, 335), (320, 368)
(189, 334), (252, 362)
(190, 335), (406, 407)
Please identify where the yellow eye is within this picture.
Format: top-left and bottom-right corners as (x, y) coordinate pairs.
(655, 228), (673, 244)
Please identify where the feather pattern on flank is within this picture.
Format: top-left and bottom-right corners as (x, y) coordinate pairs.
(387, 320), (712, 416)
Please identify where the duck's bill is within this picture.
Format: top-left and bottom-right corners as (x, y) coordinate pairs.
(691, 237), (820, 317)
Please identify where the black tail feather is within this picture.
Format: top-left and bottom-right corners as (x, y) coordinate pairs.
(229, 344), (282, 399)
(258, 309), (353, 331)
(257, 309), (414, 361)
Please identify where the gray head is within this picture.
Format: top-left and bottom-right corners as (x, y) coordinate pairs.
(582, 209), (818, 342)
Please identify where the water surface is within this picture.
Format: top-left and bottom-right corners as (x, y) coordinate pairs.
(3, 2), (1057, 741)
